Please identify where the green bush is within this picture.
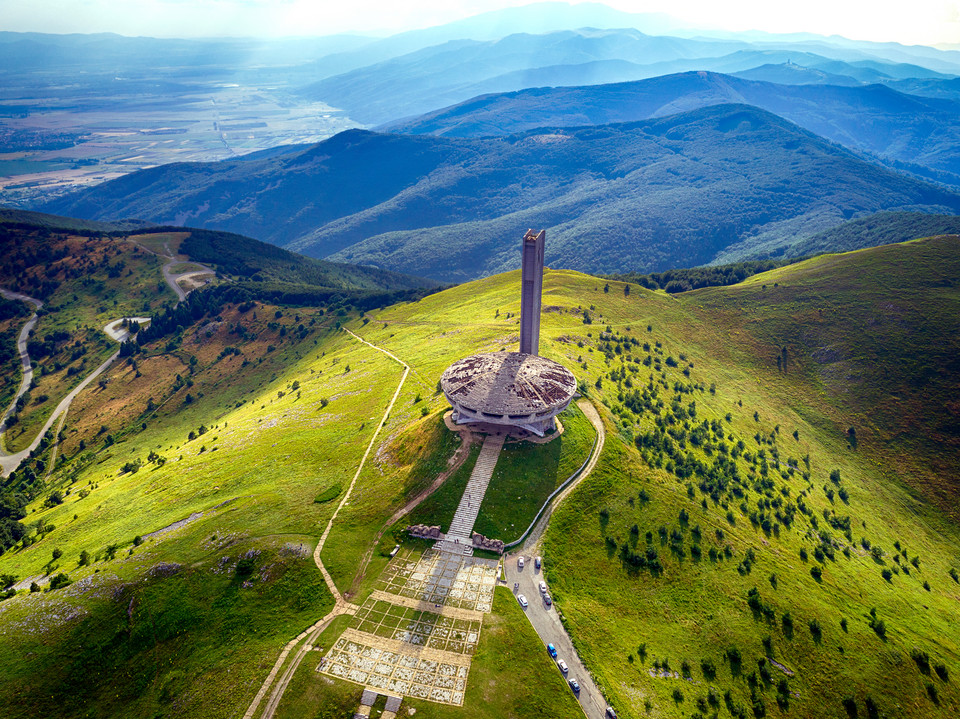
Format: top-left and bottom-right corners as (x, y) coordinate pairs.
(314, 484), (342, 504)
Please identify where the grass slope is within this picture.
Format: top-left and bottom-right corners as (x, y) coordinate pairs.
(0, 231), (958, 719)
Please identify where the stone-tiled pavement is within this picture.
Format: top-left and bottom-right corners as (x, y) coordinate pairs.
(320, 548), (499, 706)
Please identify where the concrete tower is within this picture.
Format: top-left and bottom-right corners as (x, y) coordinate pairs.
(519, 228), (545, 355)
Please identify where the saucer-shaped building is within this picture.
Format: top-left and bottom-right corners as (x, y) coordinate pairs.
(440, 229), (577, 437)
(440, 351), (577, 436)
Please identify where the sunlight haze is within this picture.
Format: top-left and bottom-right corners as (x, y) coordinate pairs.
(1, 0), (958, 46)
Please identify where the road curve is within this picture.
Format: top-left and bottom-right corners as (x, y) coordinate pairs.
(504, 398), (610, 719)
(0, 287), (43, 439)
(0, 289), (150, 477)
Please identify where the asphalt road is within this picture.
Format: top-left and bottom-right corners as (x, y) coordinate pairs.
(504, 555), (609, 719)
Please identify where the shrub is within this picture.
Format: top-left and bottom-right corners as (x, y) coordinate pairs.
(934, 663), (949, 681)
(842, 696), (858, 717)
(235, 557), (255, 577)
(701, 659), (717, 680)
(809, 619), (822, 641)
(672, 688), (684, 703)
(810, 566), (822, 581)
(48, 573), (71, 590)
(911, 649), (931, 674)
(926, 682), (939, 704)
(868, 609), (886, 640)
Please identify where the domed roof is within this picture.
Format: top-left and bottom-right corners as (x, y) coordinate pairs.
(440, 352), (577, 416)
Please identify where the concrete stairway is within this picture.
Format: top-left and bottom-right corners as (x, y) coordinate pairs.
(436, 433), (505, 555)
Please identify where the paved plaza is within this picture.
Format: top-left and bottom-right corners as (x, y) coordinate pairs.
(320, 548), (500, 707)
(374, 548), (498, 612)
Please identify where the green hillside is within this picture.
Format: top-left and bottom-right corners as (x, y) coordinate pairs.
(39, 104), (960, 282)
(0, 232), (957, 719)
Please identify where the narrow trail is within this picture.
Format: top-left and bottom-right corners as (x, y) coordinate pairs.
(0, 286), (148, 477)
(244, 327), (409, 719)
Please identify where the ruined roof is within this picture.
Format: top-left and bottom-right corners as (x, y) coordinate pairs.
(440, 352), (577, 416)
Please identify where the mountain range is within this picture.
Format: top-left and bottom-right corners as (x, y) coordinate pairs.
(41, 103), (960, 282)
(386, 70), (960, 185)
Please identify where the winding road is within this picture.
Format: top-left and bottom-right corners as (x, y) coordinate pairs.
(504, 399), (610, 719)
(0, 291), (150, 477)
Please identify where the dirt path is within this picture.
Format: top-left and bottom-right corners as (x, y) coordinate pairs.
(244, 327), (409, 719)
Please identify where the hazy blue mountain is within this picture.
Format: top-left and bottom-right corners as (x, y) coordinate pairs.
(297, 2), (695, 79)
(885, 77), (960, 100)
(387, 71), (960, 184)
(298, 29), (754, 124)
(733, 62), (862, 86)
(40, 104), (960, 282)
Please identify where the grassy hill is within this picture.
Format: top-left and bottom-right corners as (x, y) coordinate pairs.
(0, 231), (958, 718)
(387, 71), (960, 186)
(40, 104), (960, 282)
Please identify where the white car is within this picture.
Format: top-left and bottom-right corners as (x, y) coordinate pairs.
(558, 659), (568, 674)
(517, 594), (528, 608)
(518, 556), (525, 569)
(539, 580), (547, 594)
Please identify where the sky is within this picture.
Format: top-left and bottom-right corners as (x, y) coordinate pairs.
(1, 0), (958, 47)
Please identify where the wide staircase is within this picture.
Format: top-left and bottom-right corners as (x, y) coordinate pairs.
(436, 433), (505, 555)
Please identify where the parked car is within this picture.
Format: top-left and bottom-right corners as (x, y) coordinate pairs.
(535, 556), (542, 569)
(517, 594), (528, 608)
(558, 659), (568, 674)
(605, 707), (618, 718)
(544, 592), (553, 607)
(517, 556), (524, 569)
(547, 643), (557, 658)
(569, 678), (581, 693)
(538, 580), (547, 593)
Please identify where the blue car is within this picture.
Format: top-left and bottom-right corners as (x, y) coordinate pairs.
(569, 678), (581, 693)
(547, 643), (557, 658)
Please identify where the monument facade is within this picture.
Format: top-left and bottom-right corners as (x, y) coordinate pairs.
(440, 229), (576, 437)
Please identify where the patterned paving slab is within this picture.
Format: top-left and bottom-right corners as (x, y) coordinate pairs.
(320, 548), (500, 706)
(374, 549), (498, 613)
(324, 628), (471, 705)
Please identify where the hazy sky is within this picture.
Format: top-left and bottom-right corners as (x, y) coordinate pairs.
(2, 0), (958, 47)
